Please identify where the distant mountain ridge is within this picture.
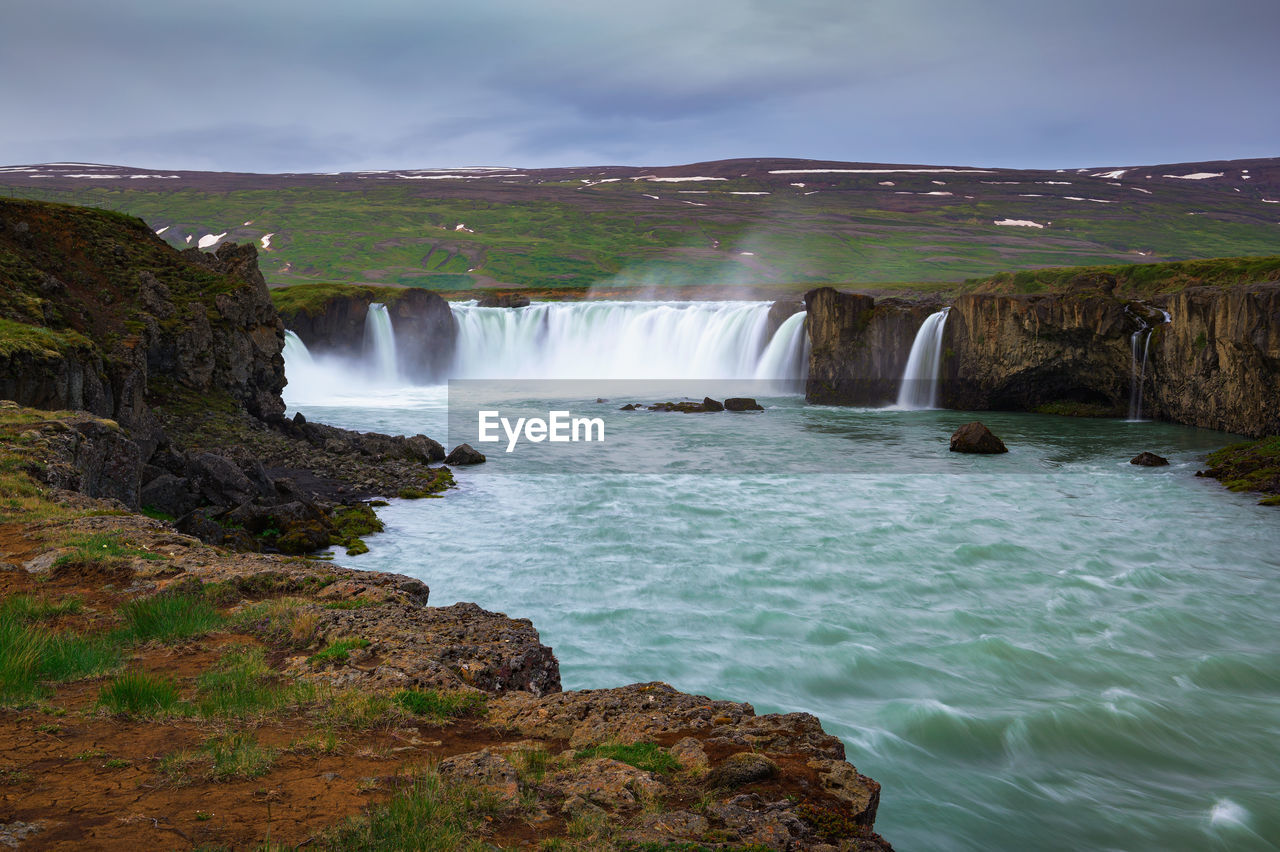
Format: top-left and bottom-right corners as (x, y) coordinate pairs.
(2, 156), (1277, 292)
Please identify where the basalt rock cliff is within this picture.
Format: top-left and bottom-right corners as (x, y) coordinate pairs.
(804, 288), (944, 405)
(805, 277), (1280, 438)
(272, 284), (457, 383)
(0, 198), (450, 546)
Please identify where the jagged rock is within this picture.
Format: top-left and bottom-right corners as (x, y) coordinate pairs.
(186, 452), (259, 506)
(139, 473), (199, 516)
(546, 758), (666, 810)
(725, 397), (764, 411)
(478, 293), (532, 308)
(804, 287), (946, 405)
(706, 793), (809, 849)
(619, 403), (638, 411)
(703, 396), (725, 412)
(949, 422), (1008, 454)
(276, 286), (458, 383)
(706, 752), (780, 789)
(1130, 451), (1169, 466)
(294, 601), (559, 695)
(649, 401), (712, 413)
(437, 750), (521, 806)
(445, 443), (486, 465)
(625, 811), (711, 846)
(405, 434), (446, 463)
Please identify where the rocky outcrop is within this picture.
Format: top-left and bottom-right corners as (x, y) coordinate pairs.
(274, 285), (458, 383)
(1147, 283), (1280, 437)
(944, 289), (1135, 413)
(806, 277), (1280, 437)
(477, 292), (531, 308)
(805, 287), (943, 405)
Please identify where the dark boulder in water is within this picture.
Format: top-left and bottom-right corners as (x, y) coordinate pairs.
(949, 421), (1008, 454)
(703, 397), (725, 412)
(725, 397), (764, 411)
(445, 443), (486, 465)
(1130, 451), (1169, 466)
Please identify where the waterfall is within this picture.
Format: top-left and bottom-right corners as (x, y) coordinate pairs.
(896, 308), (950, 409)
(1128, 309), (1170, 421)
(754, 311), (809, 385)
(282, 330), (314, 368)
(449, 300), (807, 382)
(364, 303), (398, 382)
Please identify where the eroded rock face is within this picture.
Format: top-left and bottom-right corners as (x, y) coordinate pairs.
(805, 288), (945, 405)
(296, 601), (561, 696)
(278, 287), (458, 383)
(945, 290), (1134, 413)
(1147, 283), (1280, 438)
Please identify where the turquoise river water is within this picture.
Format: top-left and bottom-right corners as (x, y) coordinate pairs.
(284, 304), (1278, 851)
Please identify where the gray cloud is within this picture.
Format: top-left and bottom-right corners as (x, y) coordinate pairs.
(1, 0), (1276, 171)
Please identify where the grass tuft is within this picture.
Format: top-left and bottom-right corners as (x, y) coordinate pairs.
(573, 741), (680, 774)
(0, 611), (120, 706)
(118, 592), (223, 643)
(308, 637), (370, 666)
(392, 689), (486, 724)
(96, 671), (182, 716)
(322, 768), (503, 851)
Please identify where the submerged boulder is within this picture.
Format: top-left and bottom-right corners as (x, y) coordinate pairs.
(949, 421), (1009, 454)
(1130, 451), (1169, 466)
(725, 397), (764, 411)
(445, 443), (486, 465)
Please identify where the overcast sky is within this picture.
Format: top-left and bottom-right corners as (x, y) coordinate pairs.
(2, 0), (1276, 172)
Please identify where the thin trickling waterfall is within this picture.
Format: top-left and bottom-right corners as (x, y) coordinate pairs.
(364, 303), (398, 382)
(896, 308), (950, 409)
(448, 301), (807, 381)
(1128, 309), (1171, 421)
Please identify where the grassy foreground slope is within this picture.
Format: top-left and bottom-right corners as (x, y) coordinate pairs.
(1, 156), (1277, 294)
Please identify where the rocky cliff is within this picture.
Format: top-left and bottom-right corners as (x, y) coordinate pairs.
(804, 287), (943, 405)
(0, 200), (285, 439)
(272, 283), (457, 383)
(806, 276), (1280, 438)
(1147, 282), (1280, 437)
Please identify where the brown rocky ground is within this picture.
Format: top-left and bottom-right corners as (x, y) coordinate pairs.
(0, 455), (891, 851)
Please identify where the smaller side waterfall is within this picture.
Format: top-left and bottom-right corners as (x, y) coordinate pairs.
(282, 330), (314, 368)
(364, 303), (398, 382)
(896, 308), (950, 409)
(1127, 309), (1171, 422)
(754, 311), (809, 383)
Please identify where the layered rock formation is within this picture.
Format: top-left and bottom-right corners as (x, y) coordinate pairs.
(804, 287), (944, 405)
(272, 284), (458, 382)
(1147, 283), (1280, 437)
(805, 277), (1280, 438)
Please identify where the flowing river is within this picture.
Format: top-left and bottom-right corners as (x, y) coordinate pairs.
(283, 300), (1279, 852)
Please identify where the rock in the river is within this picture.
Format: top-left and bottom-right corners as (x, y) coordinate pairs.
(703, 397), (725, 412)
(445, 443), (486, 465)
(949, 421), (1009, 454)
(725, 397), (764, 411)
(1130, 451), (1169, 466)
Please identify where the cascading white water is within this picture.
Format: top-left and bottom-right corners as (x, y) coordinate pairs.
(754, 311), (809, 385)
(282, 330), (314, 369)
(364, 303), (398, 382)
(896, 308), (950, 409)
(449, 301), (807, 381)
(1128, 309), (1171, 421)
